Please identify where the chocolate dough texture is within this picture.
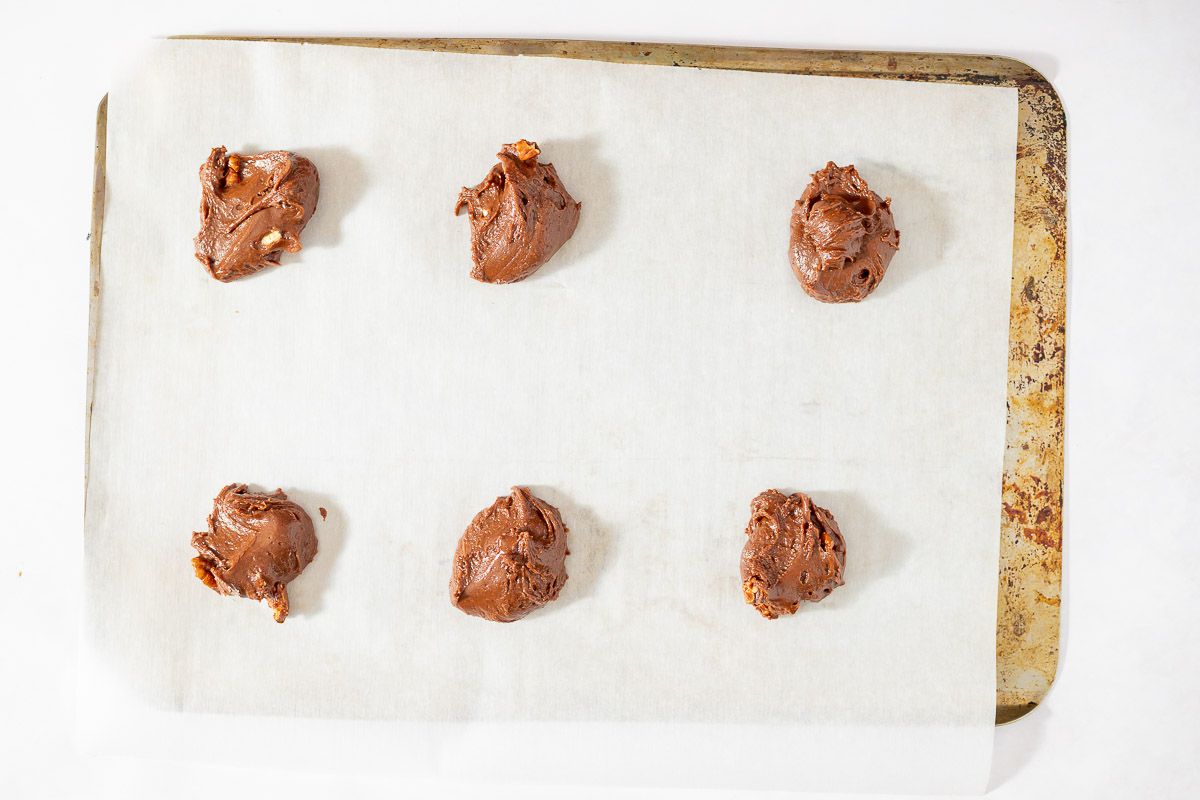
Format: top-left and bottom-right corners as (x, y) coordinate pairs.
(454, 140), (581, 284)
(450, 487), (570, 622)
(789, 162), (900, 303)
(191, 484), (318, 623)
(740, 489), (846, 619)
(194, 147), (320, 282)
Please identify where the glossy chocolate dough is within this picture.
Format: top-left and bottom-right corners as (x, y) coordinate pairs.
(789, 162), (899, 303)
(194, 147), (320, 282)
(450, 486), (569, 622)
(454, 140), (581, 283)
(740, 489), (846, 619)
(191, 484), (318, 623)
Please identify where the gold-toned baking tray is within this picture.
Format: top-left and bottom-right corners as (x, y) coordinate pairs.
(89, 38), (1065, 725)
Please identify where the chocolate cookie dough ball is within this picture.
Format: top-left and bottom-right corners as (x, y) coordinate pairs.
(789, 162), (900, 303)
(740, 489), (846, 619)
(454, 140), (581, 283)
(191, 484), (318, 623)
(194, 147), (320, 282)
(449, 487), (570, 622)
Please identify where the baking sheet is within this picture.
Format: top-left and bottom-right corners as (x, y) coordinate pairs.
(82, 39), (1017, 793)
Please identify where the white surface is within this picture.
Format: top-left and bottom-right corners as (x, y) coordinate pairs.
(83, 39), (1014, 794)
(1, 1), (1198, 798)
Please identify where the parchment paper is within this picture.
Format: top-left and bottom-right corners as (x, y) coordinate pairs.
(82, 40), (1016, 794)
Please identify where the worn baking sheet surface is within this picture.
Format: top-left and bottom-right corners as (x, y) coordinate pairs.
(83, 40), (1018, 793)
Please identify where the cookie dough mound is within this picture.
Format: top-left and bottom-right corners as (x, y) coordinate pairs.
(789, 162), (899, 303)
(450, 486), (569, 622)
(740, 489), (846, 619)
(454, 140), (581, 283)
(191, 483), (318, 623)
(194, 147), (320, 282)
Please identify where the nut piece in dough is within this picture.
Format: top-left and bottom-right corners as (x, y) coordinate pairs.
(789, 162), (900, 303)
(194, 147), (320, 282)
(449, 487), (570, 622)
(740, 489), (846, 619)
(191, 484), (319, 623)
(454, 140), (581, 284)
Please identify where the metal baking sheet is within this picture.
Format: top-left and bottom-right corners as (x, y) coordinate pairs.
(87, 38), (1064, 729)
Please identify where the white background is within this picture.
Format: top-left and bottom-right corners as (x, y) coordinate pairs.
(1, 1), (1197, 798)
